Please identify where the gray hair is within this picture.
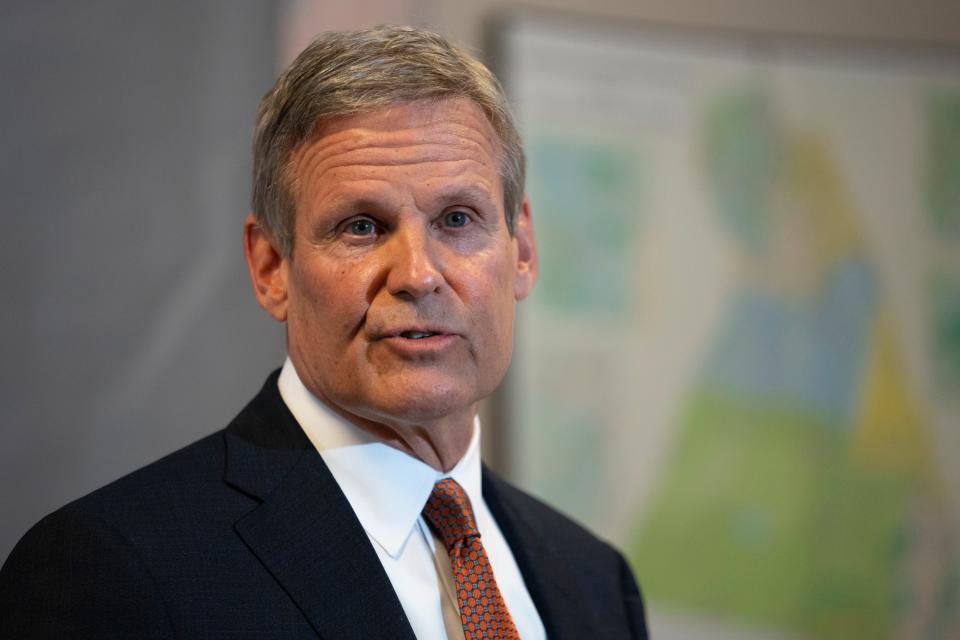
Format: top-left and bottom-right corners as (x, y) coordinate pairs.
(252, 25), (525, 257)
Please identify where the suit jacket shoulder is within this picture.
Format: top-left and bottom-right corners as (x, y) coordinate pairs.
(0, 373), (343, 638)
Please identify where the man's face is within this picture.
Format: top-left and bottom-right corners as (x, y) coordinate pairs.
(252, 98), (536, 428)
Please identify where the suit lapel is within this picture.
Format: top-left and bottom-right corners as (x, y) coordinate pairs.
(224, 373), (416, 640)
(482, 470), (598, 640)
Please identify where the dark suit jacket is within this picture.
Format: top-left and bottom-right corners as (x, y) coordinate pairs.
(0, 372), (648, 639)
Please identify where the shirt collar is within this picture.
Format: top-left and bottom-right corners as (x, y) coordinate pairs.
(277, 357), (483, 558)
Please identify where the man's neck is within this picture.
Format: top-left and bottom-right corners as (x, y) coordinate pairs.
(351, 409), (476, 472)
(279, 358), (476, 472)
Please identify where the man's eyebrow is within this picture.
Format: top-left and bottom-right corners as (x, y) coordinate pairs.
(430, 181), (498, 207)
(321, 194), (393, 218)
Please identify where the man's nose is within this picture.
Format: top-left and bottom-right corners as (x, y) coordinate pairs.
(384, 224), (443, 299)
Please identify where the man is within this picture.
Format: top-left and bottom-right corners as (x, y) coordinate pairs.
(0, 26), (648, 639)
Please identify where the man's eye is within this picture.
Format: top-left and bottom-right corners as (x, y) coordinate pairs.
(444, 210), (470, 228)
(346, 219), (376, 236)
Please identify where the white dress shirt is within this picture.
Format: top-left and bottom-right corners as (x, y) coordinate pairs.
(277, 358), (547, 640)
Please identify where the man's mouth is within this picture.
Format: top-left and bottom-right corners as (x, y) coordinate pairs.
(374, 328), (459, 354)
(400, 331), (438, 340)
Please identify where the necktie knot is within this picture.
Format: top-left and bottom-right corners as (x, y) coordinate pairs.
(422, 478), (479, 551)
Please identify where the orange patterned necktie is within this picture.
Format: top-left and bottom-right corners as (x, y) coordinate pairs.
(422, 478), (521, 640)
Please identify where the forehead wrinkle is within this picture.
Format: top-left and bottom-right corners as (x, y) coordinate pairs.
(288, 99), (504, 219)
(320, 120), (497, 152)
(315, 100), (501, 149)
(294, 151), (496, 212)
(317, 146), (492, 176)
(293, 117), (499, 174)
(307, 162), (499, 216)
(310, 135), (493, 173)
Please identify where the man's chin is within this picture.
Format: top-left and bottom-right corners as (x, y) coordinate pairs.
(357, 380), (481, 427)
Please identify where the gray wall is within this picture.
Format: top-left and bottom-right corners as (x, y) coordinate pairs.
(1, 2), (283, 563)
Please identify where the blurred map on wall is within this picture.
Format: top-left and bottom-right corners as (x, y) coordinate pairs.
(497, 16), (960, 640)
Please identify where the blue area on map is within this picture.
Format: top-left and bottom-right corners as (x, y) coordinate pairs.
(703, 258), (877, 426)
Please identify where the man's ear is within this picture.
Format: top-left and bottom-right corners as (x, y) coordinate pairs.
(243, 213), (289, 322)
(513, 197), (538, 301)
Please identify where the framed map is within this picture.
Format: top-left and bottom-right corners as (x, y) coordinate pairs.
(494, 14), (960, 640)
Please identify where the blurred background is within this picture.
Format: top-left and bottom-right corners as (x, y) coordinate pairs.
(2, 2), (959, 639)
